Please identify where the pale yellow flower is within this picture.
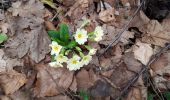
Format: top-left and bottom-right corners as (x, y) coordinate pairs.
(81, 55), (92, 65)
(49, 41), (62, 56)
(56, 54), (68, 63)
(94, 26), (104, 42)
(74, 29), (88, 45)
(67, 55), (82, 71)
(89, 48), (97, 55)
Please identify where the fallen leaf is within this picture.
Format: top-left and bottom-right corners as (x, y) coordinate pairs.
(0, 10), (5, 20)
(150, 51), (170, 91)
(133, 41), (153, 65)
(90, 80), (113, 97)
(120, 31), (135, 45)
(98, 8), (116, 23)
(0, 70), (27, 94)
(0, 49), (23, 73)
(123, 75), (147, 100)
(142, 20), (170, 47)
(126, 88), (142, 100)
(69, 77), (77, 92)
(123, 52), (142, 72)
(0, 23), (9, 34)
(76, 69), (94, 91)
(103, 62), (135, 98)
(5, 0), (50, 63)
(65, 0), (89, 19)
(150, 53), (168, 72)
(110, 63), (134, 87)
(99, 44), (122, 68)
(62, 0), (75, 7)
(34, 65), (74, 97)
(58, 70), (74, 89)
(9, 90), (32, 100)
(0, 96), (11, 100)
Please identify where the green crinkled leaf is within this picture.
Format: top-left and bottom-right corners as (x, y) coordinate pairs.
(48, 30), (65, 46)
(48, 30), (60, 40)
(65, 41), (77, 49)
(0, 34), (8, 44)
(59, 24), (70, 44)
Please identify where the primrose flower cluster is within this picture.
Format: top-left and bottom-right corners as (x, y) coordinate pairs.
(48, 24), (104, 71)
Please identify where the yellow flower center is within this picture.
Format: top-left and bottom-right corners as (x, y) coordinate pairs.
(53, 46), (59, 51)
(72, 60), (77, 64)
(78, 34), (82, 39)
(83, 57), (88, 61)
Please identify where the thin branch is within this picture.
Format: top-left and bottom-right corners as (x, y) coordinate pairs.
(148, 78), (164, 100)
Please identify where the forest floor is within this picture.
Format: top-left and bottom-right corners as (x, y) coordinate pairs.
(0, 0), (170, 100)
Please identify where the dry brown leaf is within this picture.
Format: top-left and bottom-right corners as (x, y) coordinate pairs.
(133, 41), (153, 65)
(34, 65), (74, 97)
(142, 20), (170, 47)
(110, 63), (134, 87)
(0, 23), (9, 34)
(100, 44), (122, 68)
(76, 69), (94, 91)
(0, 10), (5, 20)
(98, 8), (115, 23)
(101, 69), (114, 78)
(125, 75), (147, 100)
(149, 51), (170, 91)
(0, 96), (11, 100)
(123, 52), (142, 72)
(130, 11), (150, 29)
(90, 80), (114, 97)
(45, 21), (56, 30)
(0, 49), (23, 73)
(126, 88), (142, 100)
(34, 65), (61, 97)
(69, 77), (77, 92)
(9, 90), (31, 100)
(5, 0), (50, 63)
(58, 70), (74, 89)
(150, 53), (168, 72)
(65, 0), (89, 19)
(162, 18), (170, 31)
(0, 70), (27, 95)
(120, 31), (135, 44)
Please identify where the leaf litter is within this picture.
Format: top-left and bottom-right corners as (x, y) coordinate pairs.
(0, 0), (169, 100)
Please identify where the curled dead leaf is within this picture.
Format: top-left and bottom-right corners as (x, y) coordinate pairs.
(76, 69), (95, 91)
(5, 0), (50, 63)
(98, 8), (116, 23)
(34, 65), (74, 97)
(0, 70), (27, 95)
(133, 41), (153, 65)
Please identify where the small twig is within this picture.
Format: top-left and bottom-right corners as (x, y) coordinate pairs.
(99, 0), (145, 57)
(101, 0), (106, 10)
(102, 76), (120, 89)
(148, 78), (164, 100)
(50, 12), (59, 22)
